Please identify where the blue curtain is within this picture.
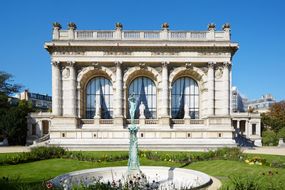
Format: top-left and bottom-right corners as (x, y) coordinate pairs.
(99, 81), (111, 119)
(174, 79), (185, 119)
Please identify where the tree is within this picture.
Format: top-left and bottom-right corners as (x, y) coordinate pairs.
(261, 101), (285, 132)
(0, 71), (22, 109)
(0, 71), (27, 145)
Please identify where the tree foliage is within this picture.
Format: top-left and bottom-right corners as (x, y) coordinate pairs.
(0, 100), (33, 145)
(0, 71), (31, 145)
(261, 101), (285, 132)
(0, 71), (22, 109)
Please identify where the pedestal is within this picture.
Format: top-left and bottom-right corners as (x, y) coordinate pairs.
(159, 116), (170, 126)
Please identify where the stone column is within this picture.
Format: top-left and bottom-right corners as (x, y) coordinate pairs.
(236, 120), (240, 137)
(223, 62), (231, 115)
(67, 62), (77, 117)
(207, 62), (215, 116)
(51, 61), (62, 116)
(114, 61), (124, 125)
(245, 120), (249, 138)
(160, 61), (170, 126)
(161, 61), (169, 117)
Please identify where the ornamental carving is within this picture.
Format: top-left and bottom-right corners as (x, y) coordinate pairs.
(52, 52), (85, 55)
(215, 67), (223, 79)
(104, 52), (132, 56)
(151, 52), (178, 56)
(62, 68), (70, 78)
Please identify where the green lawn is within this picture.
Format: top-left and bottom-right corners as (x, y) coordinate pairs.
(0, 151), (284, 189)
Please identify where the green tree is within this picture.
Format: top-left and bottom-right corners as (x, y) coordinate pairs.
(0, 71), (29, 145)
(0, 71), (22, 109)
(261, 101), (285, 132)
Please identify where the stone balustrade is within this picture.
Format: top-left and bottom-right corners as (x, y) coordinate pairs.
(52, 23), (231, 41)
(53, 30), (230, 41)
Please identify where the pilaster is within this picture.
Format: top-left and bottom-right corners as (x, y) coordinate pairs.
(207, 62), (215, 116)
(222, 62), (231, 115)
(160, 61), (170, 126)
(114, 61), (124, 126)
(51, 61), (62, 116)
(67, 61), (77, 117)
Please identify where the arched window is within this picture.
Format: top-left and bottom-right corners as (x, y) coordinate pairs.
(171, 77), (199, 119)
(128, 76), (156, 119)
(86, 77), (113, 119)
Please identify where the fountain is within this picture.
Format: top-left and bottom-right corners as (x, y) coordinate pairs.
(47, 94), (213, 189)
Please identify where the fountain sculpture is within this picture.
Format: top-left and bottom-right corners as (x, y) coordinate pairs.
(47, 94), (213, 189)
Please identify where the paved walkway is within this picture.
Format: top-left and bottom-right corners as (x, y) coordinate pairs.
(243, 147), (285, 156)
(0, 146), (30, 153)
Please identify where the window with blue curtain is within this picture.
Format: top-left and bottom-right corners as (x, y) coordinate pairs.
(128, 76), (156, 119)
(86, 77), (113, 119)
(171, 77), (199, 119)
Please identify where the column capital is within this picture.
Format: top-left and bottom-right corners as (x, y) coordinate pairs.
(161, 61), (170, 67)
(66, 61), (76, 67)
(208, 61), (216, 68)
(51, 61), (60, 66)
(223, 61), (232, 68)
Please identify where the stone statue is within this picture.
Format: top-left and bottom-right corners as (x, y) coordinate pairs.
(184, 104), (190, 119)
(94, 95), (101, 118)
(139, 101), (145, 119)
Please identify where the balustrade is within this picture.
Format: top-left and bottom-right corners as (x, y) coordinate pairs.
(56, 30), (222, 41)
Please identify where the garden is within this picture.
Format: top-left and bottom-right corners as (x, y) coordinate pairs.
(0, 147), (285, 190)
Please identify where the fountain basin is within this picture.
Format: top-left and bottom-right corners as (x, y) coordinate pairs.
(50, 166), (212, 189)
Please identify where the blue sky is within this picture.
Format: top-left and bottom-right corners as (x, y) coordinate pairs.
(0, 0), (284, 101)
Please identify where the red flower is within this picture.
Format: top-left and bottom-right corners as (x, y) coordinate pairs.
(46, 181), (53, 189)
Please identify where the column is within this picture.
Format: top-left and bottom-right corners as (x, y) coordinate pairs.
(51, 61), (62, 116)
(236, 120), (240, 137)
(223, 62), (231, 115)
(161, 61), (169, 117)
(114, 61), (123, 125)
(207, 62), (215, 116)
(67, 62), (77, 117)
(245, 120), (249, 138)
(159, 61), (170, 126)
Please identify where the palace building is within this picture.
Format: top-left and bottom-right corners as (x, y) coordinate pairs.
(27, 22), (262, 149)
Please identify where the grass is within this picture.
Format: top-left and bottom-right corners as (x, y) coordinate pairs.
(0, 151), (285, 189)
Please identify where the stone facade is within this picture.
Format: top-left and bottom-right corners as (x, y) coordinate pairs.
(27, 22), (261, 149)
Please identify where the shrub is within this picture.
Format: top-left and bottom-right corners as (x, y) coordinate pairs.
(221, 171), (285, 190)
(213, 147), (243, 161)
(0, 146), (66, 165)
(277, 127), (285, 140)
(0, 176), (48, 190)
(262, 130), (278, 146)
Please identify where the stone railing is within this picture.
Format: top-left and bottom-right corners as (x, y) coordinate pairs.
(190, 119), (204, 125)
(99, 119), (114, 124)
(126, 119), (139, 124)
(145, 119), (159, 124)
(54, 30), (230, 41)
(81, 119), (94, 124)
(171, 119), (185, 124)
(171, 119), (204, 125)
